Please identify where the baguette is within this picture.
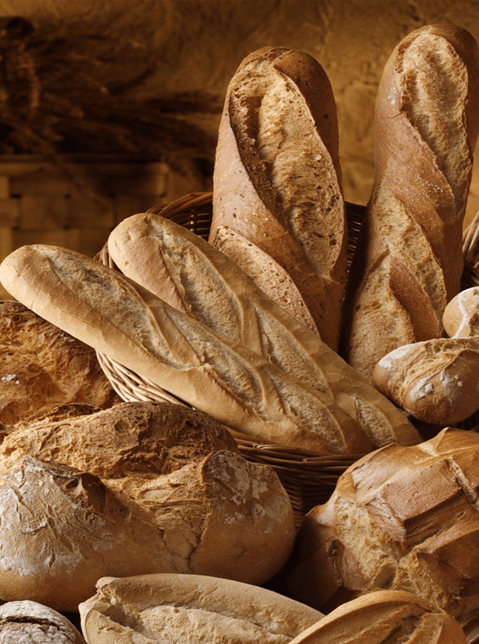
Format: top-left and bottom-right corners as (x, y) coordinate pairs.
(443, 286), (479, 337)
(372, 336), (479, 425)
(108, 212), (420, 449)
(79, 573), (325, 644)
(210, 46), (348, 350)
(288, 590), (466, 644)
(341, 24), (479, 381)
(0, 244), (372, 454)
(0, 600), (86, 643)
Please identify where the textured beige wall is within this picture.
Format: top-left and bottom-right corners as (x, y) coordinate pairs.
(2, 0), (479, 222)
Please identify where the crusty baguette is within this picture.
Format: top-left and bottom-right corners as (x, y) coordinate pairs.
(108, 212), (420, 449)
(0, 244), (372, 454)
(288, 590), (466, 644)
(79, 573), (325, 644)
(372, 336), (479, 425)
(341, 24), (479, 381)
(210, 46), (348, 350)
(285, 428), (479, 642)
(0, 600), (86, 644)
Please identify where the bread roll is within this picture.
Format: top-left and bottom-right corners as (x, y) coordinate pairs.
(0, 300), (118, 425)
(372, 337), (479, 425)
(443, 286), (479, 337)
(285, 428), (479, 643)
(210, 46), (348, 350)
(341, 24), (479, 381)
(288, 590), (466, 644)
(79, 573), (325, 644)
(0, 446), (295, 612)
(0, 600), (86, 643)
(0, 243), (372, 454)
(108, 212), (420, 449)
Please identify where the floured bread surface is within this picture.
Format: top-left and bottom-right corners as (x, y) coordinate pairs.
(443, 286), (479, 338)
(285, 428), (479, 642)
(0, 600), (86, 643)
(288, 590), (466, 644)
(0, 404), (295, 611)
(0, 300), (118, 425)
(341, 25), (479, 381)
(0, 400), (238, 478)
(79, 573), (324, 644)
(211, 46), (348, 350)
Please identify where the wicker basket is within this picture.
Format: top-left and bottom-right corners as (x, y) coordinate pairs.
(95, 192), (479, 523)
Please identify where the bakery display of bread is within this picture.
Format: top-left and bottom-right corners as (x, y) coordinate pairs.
(285, 428), (479, 642)
(0, 401), (296, 612)
(0, 600), (86, 643)
(0, 300), (118, 425)
(341, 24), (479, 382)
(79, 573), (325, 644)
(209, 46), (348, 350)
(288, 590), (466, 644)
(1, 22), (479, 644)
(107, 211), (420, 449)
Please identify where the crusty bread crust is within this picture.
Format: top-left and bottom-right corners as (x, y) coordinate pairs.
(341, 25), (479, 381)
(210, 46), (348, 350)
(0, 244), (372, 454)
(108, 212), (420, 449)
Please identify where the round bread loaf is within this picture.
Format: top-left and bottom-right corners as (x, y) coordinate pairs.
(0, 402), (295, 612)
(79, 573), (325, 644)
(0, 600), (86, 643)
(288, 590), (465, 644)
(0, 300), (118, 425)
(285, 428), (479, 642)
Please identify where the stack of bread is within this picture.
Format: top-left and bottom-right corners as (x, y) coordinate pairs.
(0, 20), (479, 644)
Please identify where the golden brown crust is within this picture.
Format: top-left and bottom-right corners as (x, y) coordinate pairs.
(210, 46), (348, 350)
(0, 300), (118, 425)
(341, 25), (479, 381)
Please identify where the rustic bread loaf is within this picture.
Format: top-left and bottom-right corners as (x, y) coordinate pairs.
(443, 286), (479, 337)
(79, 573), (325, 644)
(0, 300), (118, 425)
(0, 400), (239, 477)
(285, 428), (479, 643)
(0, 445), (295, 612)
(210, 46), (348, 350)
(341, 24), (479, 381)
(0, 243), (372, 454)
(108, 212), (420, 449)
(372, 336), (479, 425)
(288, 590), (466, 644)
(0, 600), (86, 643)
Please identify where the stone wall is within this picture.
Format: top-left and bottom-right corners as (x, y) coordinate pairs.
(1, 0), (479, 221)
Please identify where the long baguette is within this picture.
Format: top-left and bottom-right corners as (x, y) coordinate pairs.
(341, 24), (479, 381)
(210, 46), (348, 350)
(0, 244), (372, 454)
(108, 211), (421, 449)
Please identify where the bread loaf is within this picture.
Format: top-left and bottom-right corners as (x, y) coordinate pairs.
(372, 336), (479, 425)
(0, 243), (372, 454)
(210, 46), (348, 350)
(108, 212), (420, 449)
(0, 445), (295, 612)
(285, 428), (479, 643)
(288, 590), (466, 644)
(341, 24), (479, 381)
(443, 286), (479, 337)
(0, 600), (86, 643)
(0, 300), (118, 425)
(79, 573), (325, 644)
